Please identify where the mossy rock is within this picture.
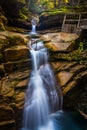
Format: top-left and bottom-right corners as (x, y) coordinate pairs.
(19, 7), (29, 20)
(7, 35), (26, 47)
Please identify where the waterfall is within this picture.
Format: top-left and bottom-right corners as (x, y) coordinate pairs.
(30, 16), (39, 35)
(31, 24), (36, 35)
(22, 40), (63, 130)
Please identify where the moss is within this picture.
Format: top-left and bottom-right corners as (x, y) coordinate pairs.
(40, 5), (87, 17)
(19, 11), (28, 20)
(0, 22), (5, 31)
(7, 35), (25, 46)
(0, 13), (8, 25)
(21, 7), (29, 16)
(19, 6), (30, 20)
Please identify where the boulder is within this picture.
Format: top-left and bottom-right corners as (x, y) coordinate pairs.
(42, 32), (79, 52)
(4, 45), (29, 62)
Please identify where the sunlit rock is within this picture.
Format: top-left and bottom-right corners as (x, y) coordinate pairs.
(4, 45), (29, 62)
(57, 71), (74, 87)
(42, 32), (79, 51)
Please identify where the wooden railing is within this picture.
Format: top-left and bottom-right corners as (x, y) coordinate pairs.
(61, 12), (87, 33)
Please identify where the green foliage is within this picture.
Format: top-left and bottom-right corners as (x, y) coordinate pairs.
(40, 7), (71, 16)
(78, 42), (84, 52)
(83, 41), (87, 50)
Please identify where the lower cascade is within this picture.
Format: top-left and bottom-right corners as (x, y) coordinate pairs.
(22, 39), (63, 130)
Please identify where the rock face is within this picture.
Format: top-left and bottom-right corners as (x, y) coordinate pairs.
(0, 0), (31, 29)
(0, 0), (25, 17)
(38, 13), (64, 30)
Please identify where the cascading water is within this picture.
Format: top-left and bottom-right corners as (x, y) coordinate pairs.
(22, 39), (63, 130)
(30, 16), (39, 35)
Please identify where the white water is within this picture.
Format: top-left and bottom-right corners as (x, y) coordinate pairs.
(30, 25), (37, 35)
(30, 17), (38, 35)
(22, 40), (62, 130)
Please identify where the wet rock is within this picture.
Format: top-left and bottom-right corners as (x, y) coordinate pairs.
(16, 78), (29, 88)
(63, 72), (87, 113)
(57, 71), (74, 87)
(4, 45), (29, 62)
(0, 31), (29, 65)
(0, 105), (15, 122)
(42, 32), (79, 52)
(15, 92), (25, 109)
(0, 78), (14, 97)
(1, 31), (28, 46)
(51, 60), (87, 117)
(3, 59), (31, 73)
(0, 68), (29, 129)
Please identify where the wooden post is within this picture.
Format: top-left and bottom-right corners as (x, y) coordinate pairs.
(77, 13), (81, 28)
(61, 14), (67, 32)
